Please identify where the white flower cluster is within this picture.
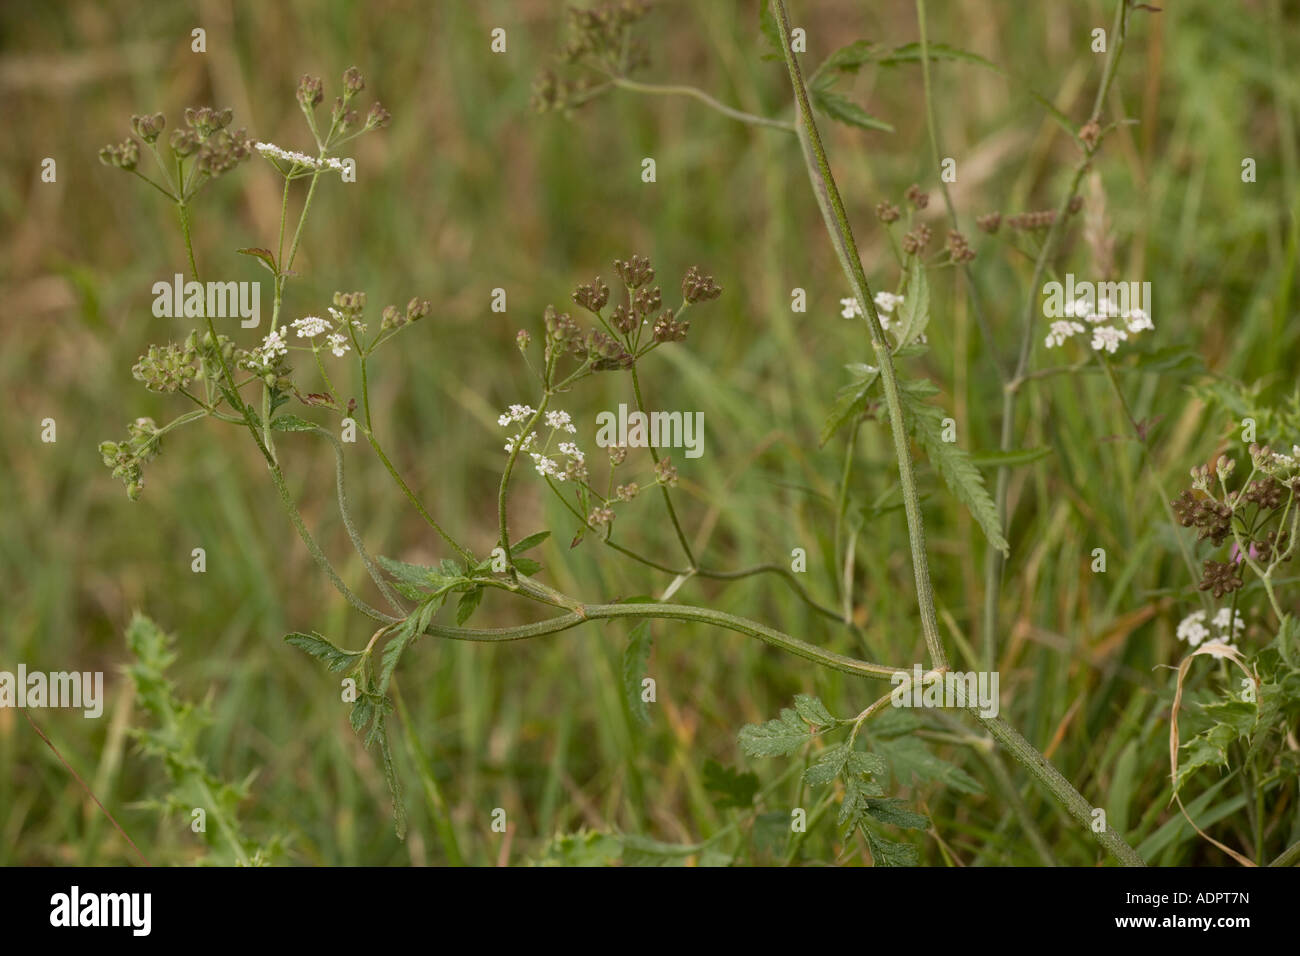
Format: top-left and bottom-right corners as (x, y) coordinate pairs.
(499, 405), (585, 480)
(326, 333), (350, 357)
(253, 328), (288, 367)
(254, 142), (346, 175)
(1175, 607), (1244, 657)
(840, 291), (904, 329)
(291, 315), (331, 338)
(1045, 297), (1153, 353)
(327, 307), (366, 334)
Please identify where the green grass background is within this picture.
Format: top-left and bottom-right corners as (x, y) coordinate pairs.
(1, 0), (1296, 865)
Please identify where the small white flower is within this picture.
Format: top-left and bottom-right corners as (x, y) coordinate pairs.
(1090, 325), (1127, 353)
(840, 297), (862, 319)
(499, 404), (536, 427)
(504, 431), (537, 454)
(326, 333), (350, 357)
(545, 410), (577, 433)
(351, 319), (367, 334)
(1176, 611), (1209, 647)
(1063, 297), (1093, 319)
(557, 441), (584, 462)
(256, 328), (288, 366)
(1044, 320), (1086, 348)
(1211, 607), (1245, 635)
(291, 315), (330, 338)
(530, 452), (564, 480)
(1123, 307), (1154, 334)
(1094, 296), (1121, 320)
(874, 292), (904, 314)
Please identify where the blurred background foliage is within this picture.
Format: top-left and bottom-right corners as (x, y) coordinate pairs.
(1, 0), (1296, 865)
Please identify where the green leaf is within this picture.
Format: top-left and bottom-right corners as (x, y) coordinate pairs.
(810, 87), (894, 133)
(510, 531), (551, 554)
(837, 769), (884, 827)
(969, 447), (1053, 468)
(236, 246), (279, 276)
(1026, 87), (1077, 136)
(531, 830), (623, 867)
(819, 365), (880, 446)
(875, 42), (1005, 75)
(513, 556), (543, 576)
(739, 707), (816, 757)
(284, 631), (363, 673)
(893, 258), (930, 348)
(804, 744), (852, 787)
(758, 3), (781, 57)
(455, 587), (483, 625)
(865, 829), (919, 866)
(619, 834), (708, 867)
(622, 622), (653, 726)
(878, 735), (983, 794)
(793, 694), (837, 728)
(349, 693), (376, 734)
(269, 414), (318, 432)
(813, 40), (880, 81)
(702, 760), (760, 810)
(899, 379), (1009, 555)
(377, 554), (472, 602)
(376, 715), (407, 840)
(865, 798), (930, 830)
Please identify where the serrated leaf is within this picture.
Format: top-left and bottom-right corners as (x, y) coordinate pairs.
(376, 715), (407, 840)
(804, 744), (851, 787)
(349, 693), (376, 733)
(510, 531), (551, 554)
(739, 707), (815, 757)
(622, 622), (653, 726)
(513, 556), (542, 576)
(878, 735), (983, 794)
(819, 365), (880, 446)
(865, 829), (919, 866)
(865, 798), (930, 830)
(284, 631), (363, 672)
(836, 769), (883, 827)
(899, 378), (1009, 555)
(702, 760), (759, 809)
(893, 259), (930, 348)
(969, 447), (1052, 468)
(455, 587), (483, 625)
(813, 40), (880, 81)
(269, 414), (318, 432)
(810, 87), (894, 133)
(846, 750), (888, 776)
(793, 694), (837, 728)
(875, 42), (1005, 75)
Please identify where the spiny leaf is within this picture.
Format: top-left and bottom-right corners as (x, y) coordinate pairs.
(810, 87), (894, 133)
(622, 621), (653, 726)
(899, 378), (1009, 555)
(284, 631), (363, 673)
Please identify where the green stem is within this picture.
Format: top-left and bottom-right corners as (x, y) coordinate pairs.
(772, 0), (946, 670)
(630, 363), (697, 568)
(608, 75), (795, 132)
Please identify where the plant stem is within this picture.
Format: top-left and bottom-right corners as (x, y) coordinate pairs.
(630, 363), (697, 568)
(608, 75), (795, 132)
(772, 0), (946, 670)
